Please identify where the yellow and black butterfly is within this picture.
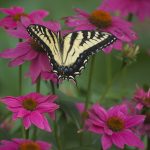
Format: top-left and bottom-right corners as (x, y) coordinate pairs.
(27, 24), (117, 83)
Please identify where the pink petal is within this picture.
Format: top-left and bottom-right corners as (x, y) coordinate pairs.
(0, 17), (16, 28)
(23, 116), (31, 129)
(111, 133), (125, 149)
(16, 108), (30, 118)
(74, 8), (90, 17)
(30, 111), (45, 130)
(121, 129), (145, 149)
(125, 115), (145, 128)
(101, 135), (112, 150)
(43, 116), (51, 132)
(29, 10), (49, 19)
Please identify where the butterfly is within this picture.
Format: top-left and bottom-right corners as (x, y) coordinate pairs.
(27, 24), (117, 83)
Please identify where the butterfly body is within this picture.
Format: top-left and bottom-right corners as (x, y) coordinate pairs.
(27, 24), (117, 83)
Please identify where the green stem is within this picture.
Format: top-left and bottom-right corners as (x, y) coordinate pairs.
(147, 136), (150, 150)
(50, 81), (62, 150)
(106, 54), (112, 85)
(19, 65), (22, 95)
(99, 66), (126, 101)
(36, 77), (41, 93)
(32, 77), (41, 140)
(127, 13), (133, 22)
(23, 128), (29, 139)
(84, 56), (96, 112)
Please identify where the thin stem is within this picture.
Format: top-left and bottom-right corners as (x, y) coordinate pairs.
(32, 77), (41, 140)
(36, 77), (41, 93)
(23, 128), (29, 139)
(19, 65), (22, 95)
(106, 54), (112, 85)
(147, 136), (150, 150)
(50, 81), (62, 150)
(127, 13), (133, 22)
(84, 55), (96, 112)
(99, 66), (126, 101)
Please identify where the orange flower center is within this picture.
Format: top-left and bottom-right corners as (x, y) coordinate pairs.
(13, 13), (28, 21)
(19, 141), (41, 150)
(107, 116), (124, 132)
(22, 99), (37, 111)
(89, 10), (112, 28)
(30, 39), (44, 53)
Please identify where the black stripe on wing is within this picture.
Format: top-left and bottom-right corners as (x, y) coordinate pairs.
(26, 24), (60, 71)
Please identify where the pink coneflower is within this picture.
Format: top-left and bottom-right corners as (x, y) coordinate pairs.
(0, 138), (52, 150)
(1, 92), (59, 132)
(100, 0), (150, 21)
(133, 87), (150, 109)
(86, 104), (145, 150)
(0, 17), (61, 83)
(65, 8), (137, 53)
(0, 6), (48, 29)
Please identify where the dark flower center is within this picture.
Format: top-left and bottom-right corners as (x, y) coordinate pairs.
(107, 116), (124, 132)
(89, 10), (112, 28)
(19, 141), (41, 150)
(13, 13), (28, 21)
(22, 98), (37, 111)
(30, 39), (44, 53)
(143, 98), (150, 106)
(144, 113), (150, 124)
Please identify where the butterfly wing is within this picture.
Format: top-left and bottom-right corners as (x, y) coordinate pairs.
(61, 30), (117, 79)
(27, 24), (62, 70)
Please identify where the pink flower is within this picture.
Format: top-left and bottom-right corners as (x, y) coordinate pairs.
(65, 8), (137, 53)
(133, 87), (150, 109)
(86, 103), (145, 150)
(100, 0), (150, 21)
(0, 138), (52, 150)
(75, 102), (85, 114)
(1, 92), (59, 132)
(0, 17), (61, 83)
(0, 6), (48, 29)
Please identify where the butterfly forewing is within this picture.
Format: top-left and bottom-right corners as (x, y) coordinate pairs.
(62, 30), (117, 67)
(27, 24), (62, 66)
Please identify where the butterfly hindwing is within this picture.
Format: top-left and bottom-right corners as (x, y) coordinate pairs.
(27, 24), (62, 69)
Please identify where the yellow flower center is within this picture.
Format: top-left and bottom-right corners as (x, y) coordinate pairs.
(30, 39), (44, 53)
(19, 141), (41, 150)
(13, 13), (28, 21)
(107, 116), (124, 132)
(89, 10), (112, 28)
(22, 98), (37, 111)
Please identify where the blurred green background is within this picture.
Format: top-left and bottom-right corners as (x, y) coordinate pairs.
(0, 0), (150, 149)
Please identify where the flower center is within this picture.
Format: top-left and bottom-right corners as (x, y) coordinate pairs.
(89, 10), (112, 28)
(19, 141), (41, 150)
(13, 13), (28, 21)
(143, 98), (150, 106)
(144, 113), (150, 124)
(107, 116), (124, 132)
(22, 98), (37, 111)
(30, 39), (44, 53)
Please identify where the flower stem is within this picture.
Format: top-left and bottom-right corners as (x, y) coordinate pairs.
(84, 55), (95, 112)
(23, 128), (29, 139)
(32, 77), (41, 140)
(99, 66), (127, 101)
(106, 54), (112, 85)
(147, 137), (150, 150)
(36, 77), (41, 93)
(51, 81), (62, 150)
(19, 65), (22, 95)
(127, 13), (133, 22)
